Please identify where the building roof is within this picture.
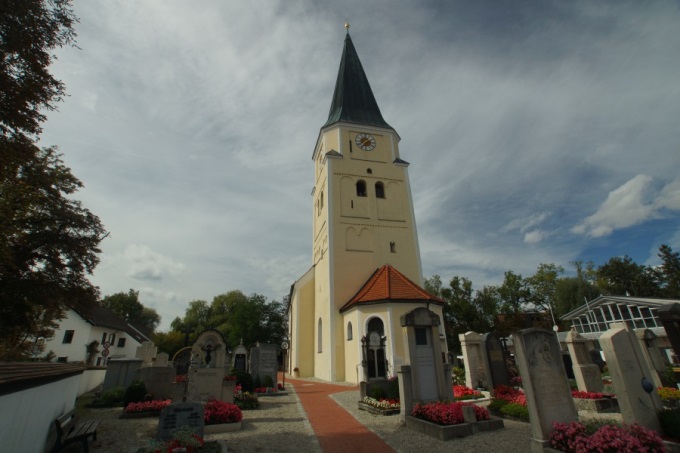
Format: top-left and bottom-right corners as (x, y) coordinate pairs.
(322, 33), (394, 131)
(560, 295), (680, 321)
(72, 305), (152, 343)
(340, 264), (443, 313)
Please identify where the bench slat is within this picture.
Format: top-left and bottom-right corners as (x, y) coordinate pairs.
(65, 419), (100, 441)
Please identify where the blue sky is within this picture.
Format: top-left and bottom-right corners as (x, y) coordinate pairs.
(41, 1), (680, 330)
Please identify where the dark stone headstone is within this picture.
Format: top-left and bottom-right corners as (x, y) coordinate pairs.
(589, 349), (606, 372)
(249, 343), (278, 385)
(562, 352), (574, 379)
(234, 354), (247, 372)
(483, 332), (510, 387)
(157, 402), (204, 440)
(102, 358), (143, 390)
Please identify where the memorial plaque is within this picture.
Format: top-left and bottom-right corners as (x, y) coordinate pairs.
(249, 343), (278, 385)
(157, 402), (204, 440)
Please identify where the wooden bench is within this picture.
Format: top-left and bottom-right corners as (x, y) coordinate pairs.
(52, 409), (101, 453)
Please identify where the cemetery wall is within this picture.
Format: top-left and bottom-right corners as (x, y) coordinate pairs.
(0, 363), (82, 453)
(77, 367), (107, 396)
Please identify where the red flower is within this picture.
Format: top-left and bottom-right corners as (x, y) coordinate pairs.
(412, 401), (489, 425)
(203, 399), (243, 425)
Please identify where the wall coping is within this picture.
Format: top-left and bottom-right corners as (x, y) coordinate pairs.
(0, 362), (85, 396)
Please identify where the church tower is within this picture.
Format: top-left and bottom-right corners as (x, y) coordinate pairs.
(288, 28), (446, 383)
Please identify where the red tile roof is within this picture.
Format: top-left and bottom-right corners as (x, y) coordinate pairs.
(340, 265), (443, 313)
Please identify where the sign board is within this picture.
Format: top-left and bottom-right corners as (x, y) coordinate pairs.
(102, 341), (111, 349)
(101, 349), (110, 357)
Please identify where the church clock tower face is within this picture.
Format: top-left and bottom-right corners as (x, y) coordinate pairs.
(355, 133), (376, 151)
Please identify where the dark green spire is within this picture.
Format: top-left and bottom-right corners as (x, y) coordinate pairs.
(322, 33), (393, 130)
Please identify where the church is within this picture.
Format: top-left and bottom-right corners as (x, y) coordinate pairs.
(287, 27), (449, 384)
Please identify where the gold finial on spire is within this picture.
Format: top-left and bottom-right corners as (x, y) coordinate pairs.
(344, 18), (350, 32)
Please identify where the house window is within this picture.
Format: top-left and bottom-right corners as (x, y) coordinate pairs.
(318, 318), (323, 353)
(101, 332), (107, 344)
(375, 182), (385, 199)
(117, 338), (126, 348)
(110, 333), (116, 346)
(57, 357), (67, 363)
(356, 180), (367, 197)
(347, 322), (353, 341)
(96, 357), (102, 366)
(367, 168), (372, 174)
(62, 330), (74, 344)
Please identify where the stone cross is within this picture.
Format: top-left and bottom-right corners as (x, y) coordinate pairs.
(135, 341), (157, 366)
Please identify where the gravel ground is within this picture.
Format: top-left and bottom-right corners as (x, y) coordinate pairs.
(82, 383), (619, 453)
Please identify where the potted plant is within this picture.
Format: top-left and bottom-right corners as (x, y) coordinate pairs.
(293, 367), (299, 378)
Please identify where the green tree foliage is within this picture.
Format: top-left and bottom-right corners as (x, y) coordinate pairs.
(151, 330), (185, 358)
(0, 1), (107, 359)
(595, 255), (659, 297)
(170, 291), (287, 349)
(102, 289), (161, 332)
(657, 245), (680, 298)
(554, 261), (599, 318)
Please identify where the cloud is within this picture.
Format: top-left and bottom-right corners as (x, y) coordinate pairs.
(571, 175), (680, 238)
(111, 245), (186, 282)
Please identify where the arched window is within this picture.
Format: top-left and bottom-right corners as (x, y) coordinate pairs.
(367, 317), (385, 335)
(318, 318), (323, 353)
(375, 181), (385, 199)
(347, 322), (353, 341)
(367, 168), (372, 174)
(356, 180), (367, 197)
(390, 241), (396, 253)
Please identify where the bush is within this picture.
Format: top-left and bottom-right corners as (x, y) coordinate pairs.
(550, 421), (664, 453)
(386, 376), (400, 400)
(93, 386), (124, 407)
(659, 408), (680, 439)
(262, 375), (274, 388)
(487, 398), (508, 412)
(451, 367), (465, 386)
(233, 370), (254, 393)
(124, 380), (148, 406)
(369, 385), (387, 400)
(235, 392), (259, 410)
(253, 374), (262, 389)
(499, 403), (529, 422)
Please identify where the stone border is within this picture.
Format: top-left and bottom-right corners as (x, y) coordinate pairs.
(204, 421), (242, 434)
(405, 416), (504, 441)
(358, 401), (400, 416)
(118, 411), (161, 419)
(573, 397), (619, 413)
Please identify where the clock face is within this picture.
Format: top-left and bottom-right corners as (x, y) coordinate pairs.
(355, 133), (376, 151)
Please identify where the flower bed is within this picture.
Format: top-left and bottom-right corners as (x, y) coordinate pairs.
(453, 385), (484, 401)
(549, 421), (664, 453)
(571, 390), (619, 413)
(659, 387), (680, 409)
(407, 401), (502, 440)
(358, 396), (400, 415)
(234, 384), (259, 409)
(204, 399), (242, 425)
(120, 399), (172, 418)
(488, 385), (529, 422)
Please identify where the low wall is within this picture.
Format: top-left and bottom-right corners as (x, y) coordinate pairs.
(78, 367), (107, 396)
(0, 363), (84, 453)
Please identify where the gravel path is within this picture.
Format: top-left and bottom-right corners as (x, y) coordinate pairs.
(83, 383), (540, 453)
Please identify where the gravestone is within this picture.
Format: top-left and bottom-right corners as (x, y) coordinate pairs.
(136, 341), (157, 367)
(102, 358), (143, 390)
(636, 329), (665, 388)
(657, 303), (680, 359)
(589, 349), (606, 371)
(483, 332), (510, 388)
(398, 307), (453, 422)
(232, 341), (248, 372)
(459, 332), (490, 390)
(135, 366), (176, 400)
(514, 328), (577, 453)
(157, 401), (204, 440)
(566, 328), (603, 393)
(599, 322), (663, 431)
(155, 352), (169, 367)
(187, 330), (228, 401)
(173, 347), (193, 377)
(250, 342), (278, 386)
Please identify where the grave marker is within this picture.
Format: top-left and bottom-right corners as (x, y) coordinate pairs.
(483, 332), (510, 388)
(566, 328), (603, 393)
(250, 343), (278, 385)
(157, 402), (204, 440)
(514, 328), (577, 453)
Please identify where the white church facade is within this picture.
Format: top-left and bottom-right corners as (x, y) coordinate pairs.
(287, 29), (448, 383)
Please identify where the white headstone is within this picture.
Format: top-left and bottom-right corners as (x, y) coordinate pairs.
(566, 328), (603, 393)
(136, 341), (157, 367)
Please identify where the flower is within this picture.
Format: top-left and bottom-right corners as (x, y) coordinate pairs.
(125, 399), (172, 413)
(362, 396), (400, 410)
(293, 367), (299, 372)
(174, 375), (188, 383)
(204, 399), (243, 425)
(453, 385), (483, 400)
(571, 390), (614, 399)
(412, 401), (489, 425)
(658, 386), (680, 405)
(550, 421), (664, 453)
(493, 385), (526, 406)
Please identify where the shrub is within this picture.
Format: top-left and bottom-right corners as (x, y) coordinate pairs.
(487, 398), (508, 412)
(659, 408), (680, 439)
(124, 380), (147, 406)
(451, 367), (466, 386)
(93, 386), (124, 407)
(262, 375), (274, 388)
(369, 385), (387, 400)
(235, 392), (259, 410)
(204, 399), (242, 424)
(253, 374), (262, 389)
(233, 370), (254, 393)
(658, 386), (680, 408)
(386, 376), (400, 400)
(499, 403), (529, 422)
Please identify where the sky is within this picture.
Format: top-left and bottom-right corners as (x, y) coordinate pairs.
(40, 0), (680, 331)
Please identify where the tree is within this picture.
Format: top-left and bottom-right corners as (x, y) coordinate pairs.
(1, 0), (78, 138)
(526, 263), (564, 325)
(495, 270), (533, 335)
(152, 330), (185, 359)
(0, 1), (106, 360)
(595, 255), (660, 297)
(102, 289), (160, 332)
(0, 145), (105, 359)
(657, 244), (680, 298)
(554, 261), (599, 318)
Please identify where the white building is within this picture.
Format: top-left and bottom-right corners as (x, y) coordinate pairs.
(44, 305), (151, 365)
